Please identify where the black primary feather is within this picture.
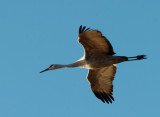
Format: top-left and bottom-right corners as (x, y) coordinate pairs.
(79, 25), (83, 33)
(94, 92), (114, 104)
(79, 25), (92, 33)
(81, 26), (86, 32)
(94, 92), (105, 103)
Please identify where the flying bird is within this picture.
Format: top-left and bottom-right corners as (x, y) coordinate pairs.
(40, 25), (146, 104)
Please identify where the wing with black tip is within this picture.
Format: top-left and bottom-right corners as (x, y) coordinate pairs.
(87, 64), (116, 103)
(78, 25), (115, 58)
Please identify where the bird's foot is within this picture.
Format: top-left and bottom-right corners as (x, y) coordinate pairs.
(136, 55), (147, 60)
(127, 55), (147, 61)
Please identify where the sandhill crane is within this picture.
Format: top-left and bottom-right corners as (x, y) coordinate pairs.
(40, 25), (146, 104)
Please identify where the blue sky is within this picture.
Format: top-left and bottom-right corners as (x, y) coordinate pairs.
(0, 0), (159, 117)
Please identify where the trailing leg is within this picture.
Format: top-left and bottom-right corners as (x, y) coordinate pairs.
(127, 55), (147, 61)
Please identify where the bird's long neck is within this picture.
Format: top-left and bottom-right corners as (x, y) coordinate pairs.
(55, 59), (86, 69)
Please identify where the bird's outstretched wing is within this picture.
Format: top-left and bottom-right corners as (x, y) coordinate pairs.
(78, 25), (115, 58)
(87, 64), (116, 103)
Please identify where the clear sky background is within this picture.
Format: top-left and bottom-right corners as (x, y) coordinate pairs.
(0, 0), (159, 117)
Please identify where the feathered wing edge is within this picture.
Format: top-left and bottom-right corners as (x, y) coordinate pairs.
(93, 91), (114, 104)
(79, 25), (93, 33)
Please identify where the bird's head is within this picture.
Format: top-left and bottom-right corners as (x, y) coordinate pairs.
(40, 64), (58, 73)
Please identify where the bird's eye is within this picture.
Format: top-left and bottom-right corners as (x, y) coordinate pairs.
(49, 65), (53, 68)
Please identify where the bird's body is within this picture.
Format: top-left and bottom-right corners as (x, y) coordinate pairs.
(71, 55), (126, 69)
(40, 25), (146, 104)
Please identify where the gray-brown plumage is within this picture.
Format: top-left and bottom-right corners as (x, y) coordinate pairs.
(40, 25), (146, 104)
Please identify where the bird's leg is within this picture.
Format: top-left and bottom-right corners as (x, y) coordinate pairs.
(127, 55), (147, 61)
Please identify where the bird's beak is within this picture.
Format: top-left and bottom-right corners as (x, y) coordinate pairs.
(40, 68), (50, 73)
